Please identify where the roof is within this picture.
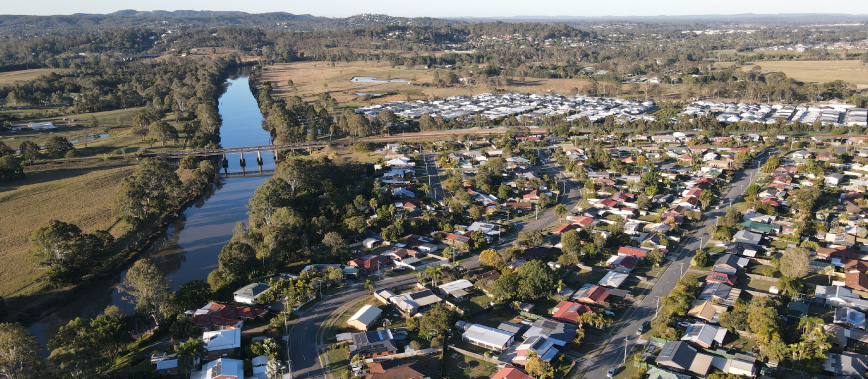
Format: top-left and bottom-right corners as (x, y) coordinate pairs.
(391, 289), (442, 313)
(463, 324), (514, 348)
(348, 304), (383, 328)
(824, 352), (868, 378)
(706, 271), (737, 286)
(191, 302), (267, 329)
(599, 271), (629, 288)
(475, 270), (501, 282)
(688, 300), (727, 323)
(202, 328), (241, 352)
(733, 230), (762, 245)
(522, 318), (578, 346)
(190, 358), (244, 379)
(618, 246), (650, 258)
(646, 366), (691, 379)
(681, 323), (727, 348)
(551, 301), (593, 325)
(513, 335), (558, 363)
(351, 329), (398, 356)
(439, 279), (474, 295)
(656, 341), (713, 376)
(835, 307), (867, 329)
(571, 284), (610, 304)
(362, 359), (425, 379)
(490, 366), (534, 379)
(232, 282), (270, 300)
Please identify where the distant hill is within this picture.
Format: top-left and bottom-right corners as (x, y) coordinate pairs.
(457, 13), (868, 23)
(0, 10), (459, 37)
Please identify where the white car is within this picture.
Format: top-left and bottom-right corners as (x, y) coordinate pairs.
(607, 368), (617, 377)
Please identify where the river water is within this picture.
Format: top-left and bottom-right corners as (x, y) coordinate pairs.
(29, 75), (273, 348)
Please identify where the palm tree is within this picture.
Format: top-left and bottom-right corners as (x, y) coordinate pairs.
(425, 266), (443, 287)
(823, 265), (835, 284)
(422, 209), (434, 227)
(554, 204), (568, 219)
(364, 279), (375, 294)
(175, 337), (205, 377)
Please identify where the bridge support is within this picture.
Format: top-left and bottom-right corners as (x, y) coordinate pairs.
(239, 155), (246, 167)
(256, 151), (263, 166)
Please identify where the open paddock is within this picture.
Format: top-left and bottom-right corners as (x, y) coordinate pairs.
(743, 60), (868, 88)
(0, 68), (70, 86)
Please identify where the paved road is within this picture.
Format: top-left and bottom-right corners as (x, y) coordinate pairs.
(423, 154), (446, 202)
(582, 149), (772, 378)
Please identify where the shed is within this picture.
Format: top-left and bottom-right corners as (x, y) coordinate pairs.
(347, 304), (383, 331)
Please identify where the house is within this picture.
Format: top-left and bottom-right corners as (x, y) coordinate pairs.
(835, 307), (867, 330)
(551, 301), (593, 325)
(347, 305), (383, 331)
(824, 352), (868, 379)
(462, 324), (514, 351)
(190, 302), (267, 331)
(232, 282), (270, 305)
(190, 358), (244, 379)
(551, 223), (579, 235)
(360, 359), (425, 379)
(617, 246), (651, 259)
(570, 284), (610, 306)
(155, 359), (179, 376)
(826, 173), (846, 187)
(504, 202), (533, 211)
(444, 233), (472, 252)
(390, 289), (442, 315)
(608, 254), (638, 273)
(726, 242), (758, 258)
(681, 323), (727, 349)
(712, 254), (742, 275)
(706, 271), (737, 286)
(599, 271), (629, 288)
(646, 366), (691, 379)
(497, 322), (525, 335)
(438, 279), (474, 301)
(739, 221), (781, 235)
(363, 238), (381, 249)
(522, 318), (578, 346)
(490, 366), (534, 379)
(655, 341), (713, 377)
(348, 254), (391, 272)
(202, 328), (241, 361)
(512, 336), (558, 365)
(721, 354), (757, 377)
(816, 285), (868, 311)
(349, 329), (400, 358)
(688, 300), (727, 323)
(845, 260), (868, 292)
(699, 283), (742, 306)
(733, 230), (762, 246)
(475, 270), (501, 282)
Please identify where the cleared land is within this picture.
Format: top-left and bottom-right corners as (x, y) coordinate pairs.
(0, 68), (70, 86)
(745, 60), (868, 88)
(259, 60), (591, 104)
(0, 165), (133, 297)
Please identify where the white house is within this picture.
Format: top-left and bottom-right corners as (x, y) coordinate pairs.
(462, 324), (514, 351)
(233, 283), (270, 305)
(190, 358), (243, 379)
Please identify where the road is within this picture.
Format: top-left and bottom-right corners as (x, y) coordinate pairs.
(582, 149), (772, 378)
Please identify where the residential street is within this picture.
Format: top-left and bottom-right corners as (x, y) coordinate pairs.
(581, 149), (771, 379)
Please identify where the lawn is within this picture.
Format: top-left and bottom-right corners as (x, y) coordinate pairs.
(564, 269), (606, 287)
(743, 60), (868, 88)
(0, 68), (70, 85)
(443, 347), (499, 379)
(0, 165), (134, 298)
(259, 60), (591, 105)
(325, 342), (351, 379)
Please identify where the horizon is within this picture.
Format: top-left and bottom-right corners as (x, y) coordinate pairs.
(3, 0), (868, 19)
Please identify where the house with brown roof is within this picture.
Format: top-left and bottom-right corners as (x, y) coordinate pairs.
(845, 260), (868, 292)
(191, 302), (267, 331)
(504, 202), (533, 211)
(706, 271), (737, 286)
(688, 300), (727, 323)
(551, 223), (579, 235)
(618, 246), (651, 259)
(444, 232), (472, 252)
(490, 366), (534, 379)
(570, 284), (610, 306)
(474, 270), (501, 282)
(361, 359), (425, 379)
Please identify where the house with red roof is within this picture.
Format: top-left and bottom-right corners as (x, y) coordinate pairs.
(551, 301), (593, 325)
(845, 260), (868, 292)
(618, 246), (651, 259)
(445, 232), (472, 252)
(522, 190), (541, 201)
(569, 216), (596, 227)
(571, 284), (610, 306)
(551, 223), (579, 235)
(598, 198), (619, 209)
(706, 271), (737, 286)
(490, 366), (533, 379)
(504, 202), (533, 211)
(348, 254), (391, 271)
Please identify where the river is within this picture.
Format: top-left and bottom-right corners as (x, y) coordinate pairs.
(29, 75), (273, 349)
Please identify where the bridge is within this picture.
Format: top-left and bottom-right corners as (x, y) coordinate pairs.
(158, 141), (329, 158)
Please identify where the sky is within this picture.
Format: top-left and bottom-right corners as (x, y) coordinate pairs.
(3, 0), (868, 18)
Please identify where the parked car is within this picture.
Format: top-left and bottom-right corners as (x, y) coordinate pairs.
(607, 368), (618, 377)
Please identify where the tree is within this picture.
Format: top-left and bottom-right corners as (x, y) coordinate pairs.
(321, 232), (346, 258)
(525, 353), (554, 379)
(18, 141), (38, 165)
(698, 190), (715, 210)
(780, 247), (810, 279)
(419, 304), (455, 339)
(0, 157), (24, 182)
(560, 230), (581, 255)
(216, 241), (257, 286)
(0, 323), (39, 379)
(88, 306), (131, 359)
(175, 338), (205, 377)
(31, 219), (112, 284)
(479, 249), (504, 269)
(515, 230), (543, 248)
(553, 204), (568, 218)
(516, 260), (557, 301)
(44, 136), (73, 159)
(120, 258), (169, 325)
(113, 158), (182, 227)
(170, 280), (213, 315)
(148, 120), (178, 146)
(364, 279), (375, 294)
(646, 248), (665, 266)
(691, 249), (708, 267)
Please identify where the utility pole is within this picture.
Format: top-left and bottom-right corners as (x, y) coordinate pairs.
(655, 296), (660, 317)
(624, 337), (628, 365)
(680, 262), (684, 277)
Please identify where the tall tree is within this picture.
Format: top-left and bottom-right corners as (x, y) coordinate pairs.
(113, 158), (182, 226)
(120, 258), (169, 325)
(0, 323), (39, 379)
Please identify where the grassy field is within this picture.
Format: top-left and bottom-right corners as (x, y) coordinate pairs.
(0, 165), (134, 297)
(259, 60), (591, 104)
(744, 60), (868, 88)
(0, 68), (70, 86)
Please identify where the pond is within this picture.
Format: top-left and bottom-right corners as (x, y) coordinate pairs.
(350, 76), (409, 83)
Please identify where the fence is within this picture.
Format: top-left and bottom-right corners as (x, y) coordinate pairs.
(366, 347), (442, 363)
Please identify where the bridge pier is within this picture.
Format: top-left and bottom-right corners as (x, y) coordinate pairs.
(239, 155), (246, 167)
(221, 154), (229, 169)
(256, 151), (263, 166)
